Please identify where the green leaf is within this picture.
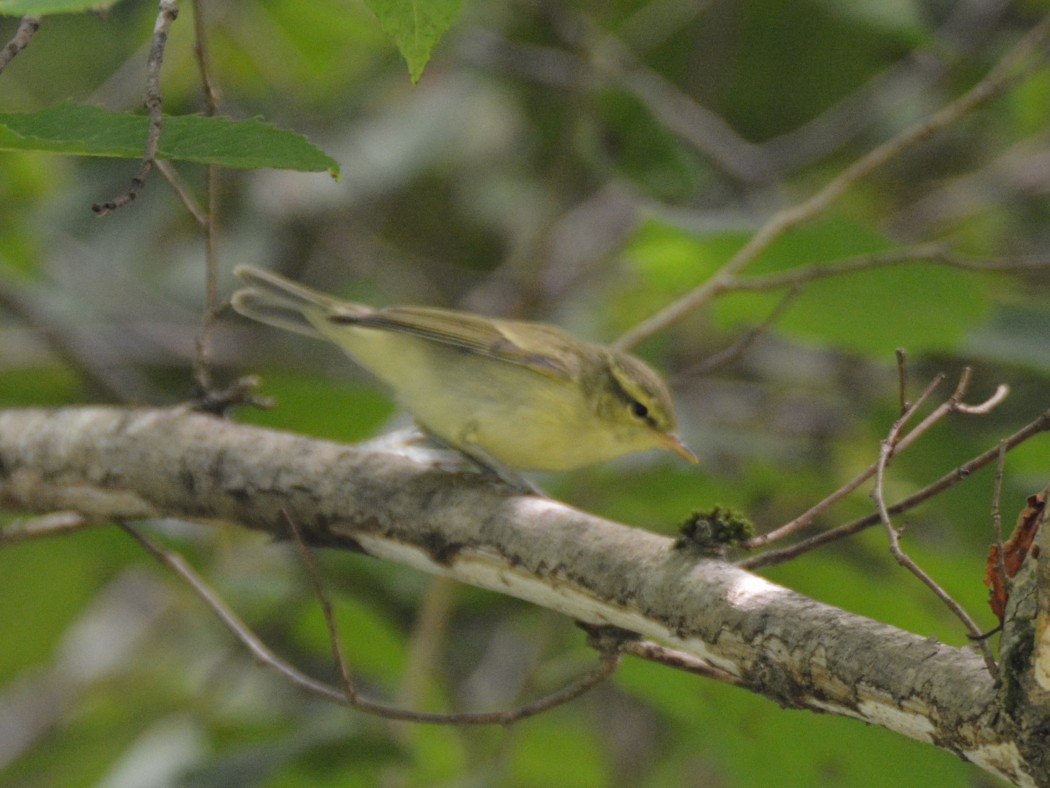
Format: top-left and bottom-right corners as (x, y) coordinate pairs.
(0, 101), (340, 178)
(0, 0), (123, 15)
(364, 0), (462, 83)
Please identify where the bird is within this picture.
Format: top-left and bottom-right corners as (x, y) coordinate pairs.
(231, 265), (696, 481)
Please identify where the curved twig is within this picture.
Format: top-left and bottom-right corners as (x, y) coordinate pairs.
(742, 408), (1050, 569)
(122, 520), (621, 725)
(871, 404), (998, 677)
(93, 0), (180, 215)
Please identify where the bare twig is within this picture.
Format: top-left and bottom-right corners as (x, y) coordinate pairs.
(743, 408), (1050, 569)
(718, 245), (1050, 293)
(283, 509), (358, 702)
(992, 443), (1009, 611)
(746, 371), (948, 550)
(587, 26), (774, 184)
(117, 512), (613, 727)
(0, 512), (98, 547)
(156, 160), (208, 226)
(120, 520), (345, 702)
(0, 264), (159, 402)
(191, 0), (220, 113)
(746, 369), (1011, 551)
(93, 0), (180, 215)
(614, 11), (1050, 351)
(189, 0), (221, 395)
(0, 15), (40, 74)
(679, 287), (801, 378)
(871, 407), (998, 677)
(896, 348), (910, 414)
(607, 69), (766, 183)
(620, 638), (741, 684)
(396, 576), (457, 713)
(956, 385), (1010, 415)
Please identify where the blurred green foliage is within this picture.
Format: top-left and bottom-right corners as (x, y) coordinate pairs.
(2, 0), (1049, 786)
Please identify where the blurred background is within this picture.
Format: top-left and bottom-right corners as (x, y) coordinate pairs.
(1, 0), (1049, 785)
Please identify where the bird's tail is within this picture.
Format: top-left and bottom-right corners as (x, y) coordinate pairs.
(230, 265), (368, 339)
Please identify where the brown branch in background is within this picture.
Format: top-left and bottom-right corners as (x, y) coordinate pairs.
(93, 0), (180, 215)
(0, 264), (159, 402)
(992, 443), (1009, 609)
(614, 11), (1050, 351)
(871, 406), (998, 677)
(571, 16), (774, 184)
(121, 510), (620, 726)
(284, 507), (624, 723)
(283, 509), (359, 703)
(896, 348), (910, 414)
(743, 408), (1050, 569)
(156, 160), (208, 226)
(119, 520), (346, 703)
(0, 512), (99, 547)
(191, 0), (219, 113)
(0, 15), (40, 74)
(679, 287), (801, 379)
(719, 245), (1050, 294)
(619, 638), (741, 684)
(468, 2), (1010, 182)
(395, 576), (457, 714)
(190, 0), (221, 395)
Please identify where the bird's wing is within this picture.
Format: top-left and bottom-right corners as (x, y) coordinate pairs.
(332, 306), (577, 379)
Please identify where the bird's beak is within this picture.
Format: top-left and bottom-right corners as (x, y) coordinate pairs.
(660, 432), (699, 464)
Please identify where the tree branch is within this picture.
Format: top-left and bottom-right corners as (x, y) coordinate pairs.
(0, 406), (1045, 785)
(614, 10), (1050, 350)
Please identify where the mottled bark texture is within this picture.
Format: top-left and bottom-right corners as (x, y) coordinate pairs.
(1, 407), (1047, 785)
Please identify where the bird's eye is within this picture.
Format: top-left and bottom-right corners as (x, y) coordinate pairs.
(630, 401), (649, 420)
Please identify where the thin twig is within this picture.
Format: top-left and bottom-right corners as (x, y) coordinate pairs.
(718, 245), (1050, 293)
(746, 370), (1010, 550)
(620, 639), (741, 684)
(119, 521), (346, 703)
(114, 512), (613, 727)
(0, 15), (40, 74)
(190, 0), (221, 395)
(0, 263), (159, 402)
(896, 349), (909, 414)
(192, 169), (220, 394)
(746, 371), (948, 549)
(956, 385), (1010, 415)
(396, 576), (457, 712)
(992, 442), (1008, 611)
(871, 407), (998, 677)
(192, 0), (220, 113)
(156, 160), (208, 227)
(679, 287), (801, 378)
(93, 0), (180, 215)
(614, 11), (1050, 350)
(742, 408), (1050, 569)
(283, 509), (358, 702)
(583, 21), (774, 184)
(0, 512), (98, 547)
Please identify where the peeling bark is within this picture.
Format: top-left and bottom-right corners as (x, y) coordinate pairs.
(0, 406), (1047, 785)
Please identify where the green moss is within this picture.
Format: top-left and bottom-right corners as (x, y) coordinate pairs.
(675, 506), (755, 555)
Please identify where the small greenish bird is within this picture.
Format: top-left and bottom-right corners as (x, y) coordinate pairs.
(231, 266), (696, 476)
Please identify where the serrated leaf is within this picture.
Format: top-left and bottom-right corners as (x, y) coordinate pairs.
(0, 0), (122, 15)
(364, 0), (462, 83)
(0, 101), (340, 178)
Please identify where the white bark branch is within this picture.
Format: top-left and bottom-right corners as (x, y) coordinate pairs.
(0, 406), (1045, 785)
